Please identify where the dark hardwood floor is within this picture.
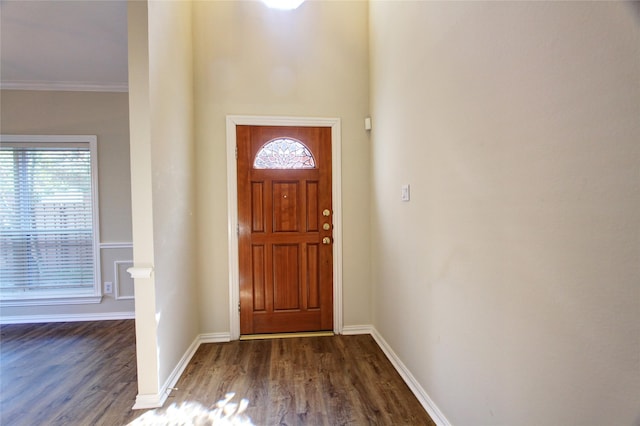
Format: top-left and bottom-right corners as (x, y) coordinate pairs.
(0, 320), (138, 426)
(0, 320), (435, 425)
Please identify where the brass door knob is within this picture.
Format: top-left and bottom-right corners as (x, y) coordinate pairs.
(322, 209), (331, 217)
(322, 237), (331, 245)
(323, 223), (331, 231)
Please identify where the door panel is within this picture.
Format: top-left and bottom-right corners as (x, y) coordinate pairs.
(251, 245), (266, 311)
(272, 182), (299, 232)
(273, 244), (300, 310)
(251, 183), (265, 233)
(306, 182), (319, 232)
(237, 125), (333, 334)
(306, 243), (320, 309)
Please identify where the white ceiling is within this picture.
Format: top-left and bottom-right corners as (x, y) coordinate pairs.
(0, 0), (128, 92)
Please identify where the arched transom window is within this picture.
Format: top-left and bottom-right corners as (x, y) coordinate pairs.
(253, 138), (316, 169)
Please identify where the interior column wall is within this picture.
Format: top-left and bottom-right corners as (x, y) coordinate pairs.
(127, 0), (198, 403)
(147, 0), (198, 391)
(127, 0), (158, 399)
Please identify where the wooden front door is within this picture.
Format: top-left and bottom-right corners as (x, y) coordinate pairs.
(237, 125), (333, 335)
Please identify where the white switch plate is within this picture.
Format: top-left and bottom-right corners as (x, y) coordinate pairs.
(104, 281), (113, 294)
(401, 184), (410, 201)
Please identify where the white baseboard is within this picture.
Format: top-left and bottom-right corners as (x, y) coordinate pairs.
(133, 334), (201, 410)
(132, 331), (231, 410)
(129, 325), (451, 425)
(335, 324), (451, 425)
(199, 332), (232, 343)
(341, 324), (374, 335)
(132, 393), (164, 410)
(369, 327), (451, 426)
(0, 311), (135, 325)
(161, 336), (202, 406)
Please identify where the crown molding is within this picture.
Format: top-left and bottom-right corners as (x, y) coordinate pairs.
(0, 80), (128, 93)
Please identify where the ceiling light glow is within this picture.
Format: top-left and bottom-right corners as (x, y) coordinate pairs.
(262, 0), (305, 10)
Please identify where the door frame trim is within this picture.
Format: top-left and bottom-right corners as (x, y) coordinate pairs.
(225, 115), (343, 340)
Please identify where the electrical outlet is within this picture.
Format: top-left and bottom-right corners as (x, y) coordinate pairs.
(104, 281), (113, 294)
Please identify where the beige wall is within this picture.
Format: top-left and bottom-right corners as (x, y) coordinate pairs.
(0, 89), (134, 319)
(192, 0), (371, 333)
(127, 0), (199, 402)
(369, 2), (640, 425)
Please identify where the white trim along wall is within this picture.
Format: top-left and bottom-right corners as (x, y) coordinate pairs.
(143, 325), (450, 425)
(0, 312), (135, 324)
(225, 115), (343, 339)
(0, 242), (135, 324)
(113, 260), (134, 300)
(342, 326), (451, 426)
(0, 81), (128, 93)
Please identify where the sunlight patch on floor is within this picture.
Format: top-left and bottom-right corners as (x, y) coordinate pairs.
(129, 393), (254, 426)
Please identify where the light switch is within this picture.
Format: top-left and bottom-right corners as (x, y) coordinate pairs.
(401, 184), (410, 202)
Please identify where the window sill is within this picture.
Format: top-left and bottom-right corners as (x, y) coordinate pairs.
(0, 295), (103, 307)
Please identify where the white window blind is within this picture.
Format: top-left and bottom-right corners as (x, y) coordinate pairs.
(0, 135), (101, 304)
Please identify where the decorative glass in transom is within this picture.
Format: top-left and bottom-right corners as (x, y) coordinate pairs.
(253, 138), (316, 169)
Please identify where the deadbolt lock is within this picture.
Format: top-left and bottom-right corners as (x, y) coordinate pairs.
(322, 209), (331, 217)
(323, 223), (331, 231)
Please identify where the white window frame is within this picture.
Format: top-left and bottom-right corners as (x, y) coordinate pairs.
(0, 135), (102, 306)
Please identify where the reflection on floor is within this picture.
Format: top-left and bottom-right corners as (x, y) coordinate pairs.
(131, 393), (253, 425)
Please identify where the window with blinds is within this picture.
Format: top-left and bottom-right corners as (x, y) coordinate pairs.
(0, 135), (101, 304)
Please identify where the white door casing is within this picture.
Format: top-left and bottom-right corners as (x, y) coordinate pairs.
(225, 115), (343, 340)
